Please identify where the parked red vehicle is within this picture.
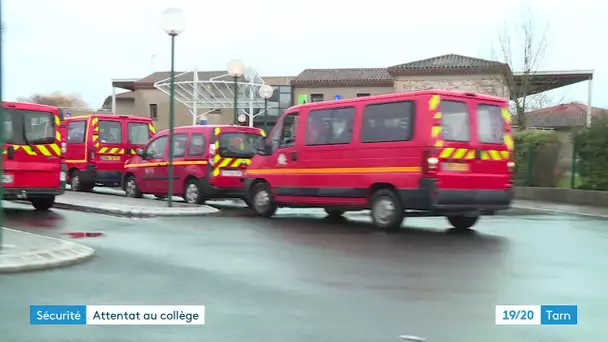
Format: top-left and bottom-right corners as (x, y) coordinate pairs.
(2, 101), (66, 210)
(61, 114), (154, 190)
(244, 90), (515, 230)
(123, 125), (265, 204)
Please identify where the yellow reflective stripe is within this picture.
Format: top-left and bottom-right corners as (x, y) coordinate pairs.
(213, 155), (222, 164)
(435, 140), (443, 148)
(92, 117), (99, 125)
(431, 126), (442, 138)
(93, 135), (99, 141)
(230, 159), (242, 167)
(260, 129), (266, 137)
(213, 168), (220, 176)
(244, 159), (251, 165)
(219, 158), (233, 168)
(465, 150), (475, 159)
(489, 150), (501, 160)
(214, 128), (220, 135)
(500, 151), (509, 159)
(429, 95), (440, 111)
(148, 124), (155, 134)
(504, 134), (514, 150)
(501, 108), (511, 124)
(481, 151), (489, 160)
(55, 116), (60, 126)
(433, 112), (442, 119)
(21, 146), (36, 155)
(452, 148), (468, 159)
(109, 147), (119, 154)
(119, 149), (125, 154)
(56, 131), (61, 141)
(99, 147), (108, 153)
(36, 145), (52, 156)
(50, 144), (62, 156)
(439, 148), (454, 159)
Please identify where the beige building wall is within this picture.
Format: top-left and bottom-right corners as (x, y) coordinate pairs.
(114, 100), (136, 115)
(292, 86), (394, 102)
(393, 74), (510, 99)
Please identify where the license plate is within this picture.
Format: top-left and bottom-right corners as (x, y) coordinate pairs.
(60, 171), (66, 181)
(220, 170), (243, 177)
(2, 174), (14, 184)
(101, 156), (121, 161)
(442, 163), (469, 172)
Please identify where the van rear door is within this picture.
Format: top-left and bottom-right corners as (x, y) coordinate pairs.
(435, 99), (477, 190)
(470, 102), (513, 189)
(94, 118), (124, 171)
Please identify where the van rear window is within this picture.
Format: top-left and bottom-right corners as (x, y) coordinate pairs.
(128, 122), (149, 145)
(361, 101), (414, 143)
(477, 104), (505, 144)
(441, 101), (470, 142)
(99, 120), (122, 143)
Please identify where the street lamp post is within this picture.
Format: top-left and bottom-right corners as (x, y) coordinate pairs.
(258, 84), (274, 133)
(227, 59), (244, 125)
(0, 9), (4, 249)
(162, 7), (185, 208)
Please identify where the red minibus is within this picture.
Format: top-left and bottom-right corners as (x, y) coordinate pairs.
(244, 90), (514, 230)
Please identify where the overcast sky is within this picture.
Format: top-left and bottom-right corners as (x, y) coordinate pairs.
(4, 0), (604, 109)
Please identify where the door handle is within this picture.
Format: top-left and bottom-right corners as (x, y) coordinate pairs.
(7, 146), (14, 160)
(291, 152), (297, 161)
(475, 149), (482, 160)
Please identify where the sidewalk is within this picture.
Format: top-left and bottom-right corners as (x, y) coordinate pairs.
(54, 191), (219, 218)
(0, 228), (95, 273)
(512, 200), (608, 219)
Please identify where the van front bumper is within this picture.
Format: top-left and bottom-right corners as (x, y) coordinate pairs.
(3, 187), (64, 200)
(401, 178), (513, 212)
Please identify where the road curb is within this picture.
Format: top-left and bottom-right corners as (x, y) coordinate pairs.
(0, 228), (96, 274)
(511, 204), (608, 219)
(52, 201), (220, 218)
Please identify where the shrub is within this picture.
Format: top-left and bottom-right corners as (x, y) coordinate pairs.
(572, 119), (608, 190)
(513, 130), (561, 187)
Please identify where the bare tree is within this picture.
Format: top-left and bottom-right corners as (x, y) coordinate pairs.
(18, 92), (89, 109)
(495, 10), (549, 129)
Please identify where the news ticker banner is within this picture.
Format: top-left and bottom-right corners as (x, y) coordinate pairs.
(495, 305), (577, 325)
(30, 305), (205, 325)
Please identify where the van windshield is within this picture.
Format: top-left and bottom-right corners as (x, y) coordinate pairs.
(218, 132), (264, 158)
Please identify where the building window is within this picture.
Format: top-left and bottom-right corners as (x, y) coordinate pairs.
(306, 107), (355, 146)
(361, 101), (414, 143)
(279, 86), (292, 94)
(311, 94), (324, 102)
(357, 93), (370, 97)
(149, 104), (158, 120)
(279, 93), (292, 108)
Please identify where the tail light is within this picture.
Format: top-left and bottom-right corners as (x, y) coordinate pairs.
(61, 142), (67, 154)
(208, 144), (216, 166)
(507, 161), (515, 174)
(422, 149), (439, 175)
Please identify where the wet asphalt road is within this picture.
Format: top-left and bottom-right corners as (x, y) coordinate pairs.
(0, 198), (606, 342)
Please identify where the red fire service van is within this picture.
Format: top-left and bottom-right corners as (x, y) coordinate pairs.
(244, 90), (514, 230)
(61, 114), (155, 191)
(123, 125), (265, 204)
(2, 101), (66, 210)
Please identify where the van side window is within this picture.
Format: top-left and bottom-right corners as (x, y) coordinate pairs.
(188, 134), (206, 156)
(99, 120), (122, 143)
(441, 101), (470, 142)
(145, 136), (168, 159)
(477, 104), (504, 144)
(271, 113), (299, 151)
(306, 107), (355, 145)
(67, 120), (86, 144)
(173, 134), (189, 158)
(361, 101), (414, 143)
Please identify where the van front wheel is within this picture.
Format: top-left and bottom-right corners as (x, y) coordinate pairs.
(31, 196), (55, 211)
(370, 189), (404, 230)
(446, 215), (479, 230)
(250, 182), (277, 217)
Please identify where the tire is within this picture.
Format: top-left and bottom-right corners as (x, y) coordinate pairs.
(155, 195), (167, 200)
(446, 215), (479, 230)
(183, 178), (205, 204)
(31, 195), (55, 211)
(249, 182), (277, 217)
(369, 189), (404, 230)
(124, 175), (143, 198)
(324, 208), (345, 218)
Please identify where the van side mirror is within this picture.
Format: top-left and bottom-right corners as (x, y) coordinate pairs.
(256, 144), (272, 156)
(136, 148), (144, 157)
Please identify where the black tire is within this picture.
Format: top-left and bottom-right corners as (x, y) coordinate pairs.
(183, 178), (205, 204)
(155, 195), (167, 200)
(31, 195), (55, 211)
(446, 215), (479, 230)
(249, 182), (277, 217)
(324, 208), (345, 218)
(369, 189), (404, 230)
(124, 175), (143, 198)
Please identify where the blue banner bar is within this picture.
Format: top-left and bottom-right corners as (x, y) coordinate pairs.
(30, 305), (87, 325)
(540, 305), (577, 325)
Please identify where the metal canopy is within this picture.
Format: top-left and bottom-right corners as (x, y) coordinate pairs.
(154, 67), (279, 125)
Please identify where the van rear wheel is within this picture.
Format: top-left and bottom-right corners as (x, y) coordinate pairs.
(69, 170), (81, 191)
(370, 189), (404, 230)
(31, 195), (55, 211)
(124, 176), (143, 198)
(250, 182), (277, 217)
(446, 215), (479, 230)
(184, 179), (205, 204)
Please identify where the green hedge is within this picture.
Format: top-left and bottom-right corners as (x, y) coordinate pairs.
(572, 119), (608, 190)
(513, 130), (561, 187)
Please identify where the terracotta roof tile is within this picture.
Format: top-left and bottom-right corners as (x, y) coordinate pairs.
(388, 54), (508, 76)
(291, 68), (393, 87)
(525, 103), (608, 128)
